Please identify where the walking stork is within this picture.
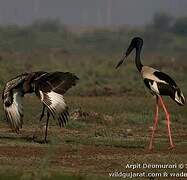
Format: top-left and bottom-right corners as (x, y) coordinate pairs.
(116, 37), (185, 150)
(2, 71), (79, 142)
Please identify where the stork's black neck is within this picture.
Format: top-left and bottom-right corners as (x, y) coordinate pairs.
(135, 46), (143, 72)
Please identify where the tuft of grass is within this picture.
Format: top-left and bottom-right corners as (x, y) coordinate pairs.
(66, 120), (87, 129)
(64, 136), (145, 149)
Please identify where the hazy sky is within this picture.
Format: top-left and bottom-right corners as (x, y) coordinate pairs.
(0, 0), (186, 26)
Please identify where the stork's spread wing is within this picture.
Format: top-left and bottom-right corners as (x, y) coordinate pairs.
(2, 73), (28, 132)
(39, 90), (69, 127)
(3, 90), (23, 132)
(35, 72), (79, 127)
(35, 72), (79, 94)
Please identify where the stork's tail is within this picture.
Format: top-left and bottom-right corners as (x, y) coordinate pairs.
(171, 88), (185, 106)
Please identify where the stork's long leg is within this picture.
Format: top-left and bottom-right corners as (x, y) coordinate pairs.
(44, 110), (50, 143)
(40, 105), (46, 122)
(149, 95), (159, 150)
(158, 96), (175, 148)
(32, 105), (46, 140)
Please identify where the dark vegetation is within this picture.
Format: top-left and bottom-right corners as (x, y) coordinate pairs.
(0, 13), (186, 179)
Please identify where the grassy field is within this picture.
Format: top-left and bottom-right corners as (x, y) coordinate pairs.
(0, 93), (186, 180)
(0, 54), (187, 179)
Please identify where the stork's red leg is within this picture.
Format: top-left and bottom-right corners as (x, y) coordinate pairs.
(158, 96), (175, 148)
(149, 96), (159, 150)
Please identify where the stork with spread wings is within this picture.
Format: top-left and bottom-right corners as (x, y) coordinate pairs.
(2, 71), (79, 143)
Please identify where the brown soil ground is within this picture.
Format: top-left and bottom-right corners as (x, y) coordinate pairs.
(0, 126), (186, 179)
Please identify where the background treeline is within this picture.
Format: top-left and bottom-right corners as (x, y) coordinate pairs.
(0, 13), (186, 96)
(0, 13), (186, 54)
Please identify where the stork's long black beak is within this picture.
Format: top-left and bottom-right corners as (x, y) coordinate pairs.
(115, 55), (127, 69)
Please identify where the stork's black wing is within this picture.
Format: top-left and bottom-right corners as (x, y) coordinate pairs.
(144, 78), (185, 105)
(35, 72), (79, 94)
(144, 77), (176, 96)
(34, 72), (79, 127)
(153, 71), (177, 87)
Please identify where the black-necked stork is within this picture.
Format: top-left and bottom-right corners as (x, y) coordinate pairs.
(2, 71), (79, 142)
(116, 37), (185, 150)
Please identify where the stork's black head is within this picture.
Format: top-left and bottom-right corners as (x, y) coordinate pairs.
(115, 37), (143, 69)
(126, 37), (143, 56)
